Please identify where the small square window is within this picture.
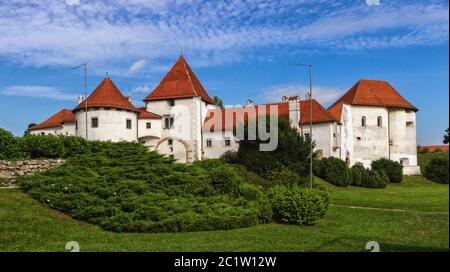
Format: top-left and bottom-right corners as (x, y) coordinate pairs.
(91, 117), (98, 128)
(146, 122), (151, 129)
(224, 138), (231, 146)
(168, 99), (175, 106)
(206, 139), (212, 147)
(168, 139), (173, 145)
(356, 137), (361, 141)
(126, 119), (132, 129)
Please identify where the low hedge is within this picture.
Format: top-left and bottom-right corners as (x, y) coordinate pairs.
(269, 186), (328, 225)
(371, 158), (403, 183)
(350, 163), (388, 188)
(425, 158), (449, 184)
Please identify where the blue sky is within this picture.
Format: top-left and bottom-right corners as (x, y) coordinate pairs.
(0, 0), (448, 145)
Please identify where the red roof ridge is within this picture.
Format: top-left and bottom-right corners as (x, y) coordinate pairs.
(29, 109), (76, 131)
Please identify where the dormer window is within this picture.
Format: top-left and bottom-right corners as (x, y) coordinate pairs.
(361, 116), (366, 127)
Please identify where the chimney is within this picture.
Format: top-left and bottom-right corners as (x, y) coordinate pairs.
(281, 96), (288, 102)
(78, 95), (84, 104)
(246, 99), (254, 106)
(127, 96), (132, 103)
(288, 96), (300, 130)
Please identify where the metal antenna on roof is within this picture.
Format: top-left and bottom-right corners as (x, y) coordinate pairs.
(289, 62), (314, 189)
(71, 63), (88, 140)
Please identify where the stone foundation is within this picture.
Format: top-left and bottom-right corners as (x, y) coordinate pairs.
(0, 159), (65, 188)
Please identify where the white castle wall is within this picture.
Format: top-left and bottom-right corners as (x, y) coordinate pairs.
(202, 130), (239, 159)
(75, 108), (138, 142)
(29, 123), (76, 136)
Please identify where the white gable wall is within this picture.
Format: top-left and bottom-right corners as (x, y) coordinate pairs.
(29, 123), (76, 136)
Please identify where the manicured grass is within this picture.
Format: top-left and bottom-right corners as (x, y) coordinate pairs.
(317, 175), (449, 212)
(1, 177), (448, 252)
(418, 152), (449, 174)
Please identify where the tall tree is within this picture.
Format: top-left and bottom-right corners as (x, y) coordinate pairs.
(444, 127), (449, 144)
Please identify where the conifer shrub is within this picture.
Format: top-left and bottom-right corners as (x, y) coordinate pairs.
(18, 143), (271, 233)
(425, 158), (449, 184)
(371, 159), (403, 183)
(314, 157), (352, 186)
(269, 186), (328, 225)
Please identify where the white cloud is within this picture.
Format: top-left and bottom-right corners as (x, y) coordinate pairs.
(261, 84), (344, 106)
(0, 0), (447, 70)
(2, 85), (77, 101)
(130, 85), (150, 93)
(127, 59), (147, 75)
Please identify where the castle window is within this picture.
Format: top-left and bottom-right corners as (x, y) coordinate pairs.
(126, 119), (132, 129)
(168, 99), (175, 106)
(406, 121), (414, 127)
(146, 122), (151, 129)
(356, 137), (361, 141)
(164, 115), (174, 129)
(206, 139), (212, 147)
(224, 138), (231, 147)
(168, 139), (173, 145)
(91, 117), (98, 128)
(361, 116), (366, 127)
(377, 116), (382, 127)
(75, 120), (78, 130)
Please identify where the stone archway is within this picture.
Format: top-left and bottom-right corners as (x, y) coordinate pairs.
(155, 137), (191, 163)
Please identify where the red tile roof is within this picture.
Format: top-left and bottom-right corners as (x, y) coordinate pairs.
(417, 145), (449, 152)
(144, 56), (214, 104)
(29, 109), (76, 131)
(203, 99), (336, 132)
(136, 107), (162, 119)
(328, 79), (418, 121)
(75, 77), (138, 112)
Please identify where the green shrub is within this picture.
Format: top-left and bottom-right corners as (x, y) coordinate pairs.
(221, 150), (238, 164)
(210, 165), (243, 196)
(360, 169), (389, 188)
(263, 163), (306, 186)
(371, 159), (403, 183)
(350, 163), (366, 186)
(269, 186), (328, 225)
(0, 128), (23, 160)
(18, 143), (270, 233)
(314, 157), (351, 186)
(418, 147), (429, 154)
(18, 134), (65, 158)
(60, 136), (90, 156)
(236, 117), (313, 180)
(425, 158), (449, 184)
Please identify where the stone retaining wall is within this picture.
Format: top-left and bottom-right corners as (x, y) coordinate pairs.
(0, 159), (65, 187)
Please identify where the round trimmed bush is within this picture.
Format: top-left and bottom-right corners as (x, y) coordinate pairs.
(425, 158), (449, 184)
(350, 163), (366, 186)
(371, 159), (403, 183)
(263, 163), (303, 186)
(361, 169), (389, 188)
(315, 157), (352, 186)
(269, 186), (328, 225)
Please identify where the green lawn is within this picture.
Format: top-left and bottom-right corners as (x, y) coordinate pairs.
(1, 175), (448, 252)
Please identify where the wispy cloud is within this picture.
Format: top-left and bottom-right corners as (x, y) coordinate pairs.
(261, 84), (344, 106)
(2, 85), (77, 101)
(130, 85), (150, 93)
(0, 0), (447, 71)
(127, 59), (147, 75)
